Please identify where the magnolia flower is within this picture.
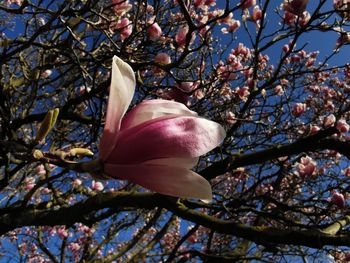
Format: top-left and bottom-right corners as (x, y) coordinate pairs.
(97, 56), (226, 201)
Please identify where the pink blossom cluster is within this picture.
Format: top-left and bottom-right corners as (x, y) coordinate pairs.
(334, 0), (350, 20)
(4, 0), (22, 5)
(296, 156), (317, 178)
(112, 0), (132, 16)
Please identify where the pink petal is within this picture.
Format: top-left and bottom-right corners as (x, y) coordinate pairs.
(106, 116), (226, 164)
(100, 56), (136, 161)
(104, 163), (212, 200)
(121, 99), (198, 130)
(143, 157), (199, 169)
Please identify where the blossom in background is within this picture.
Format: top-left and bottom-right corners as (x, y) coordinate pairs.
(297, 156), (316, 177)
(6, 0), (22, 5)
(97, 56), (226, 201)
(175, 26), (188, 48)
(91, 180), (104, 191)
(116, 18), (132, 40)
(336, 119), (350, 133)
(239, 0), (256, 9)
(154, 53), (171, 65)
(323, 114), (336, 127)
(274, 85), (284, 96)
(112, 0), (132, 16)
(331, 191), (345, 208)
(334, 0), (350, 20)
(292, 103), (306, 117)
(41, 69), (52, 78)
(147, 22), (162, 40)
(221, 19), (240, 34)
(335, 31), (350, 50)
(283, 0), (309, 16)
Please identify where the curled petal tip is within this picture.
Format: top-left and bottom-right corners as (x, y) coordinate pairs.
(112, 56), (136, 85)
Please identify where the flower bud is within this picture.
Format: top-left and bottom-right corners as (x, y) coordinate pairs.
(35, 108), (59, 144)
(68, 148), (94, 158)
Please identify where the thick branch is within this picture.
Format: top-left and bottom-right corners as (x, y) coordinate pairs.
(201, 127), (338, 180)
(0, 192), (349, 249)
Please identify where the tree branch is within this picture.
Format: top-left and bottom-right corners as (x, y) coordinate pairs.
(0, 192), (349, 249)
(201, 127), (338, 180)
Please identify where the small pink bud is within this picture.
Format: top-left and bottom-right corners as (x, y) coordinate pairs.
(226, 111), (236, 124)
(73, 178), (82, 188)
(283, 0), (309, 16)
(323, 114), (336, 127)
(175, 26), (189, 48)
(297, 156), (316, 178)
(282, 44), (290, 53)
(283, 11), (297, 25)
(41, 187), (51, 194)
(154, 53), (171, 65)
(41, 69), (52, 78)
(35, 164), (46, 176)
(343, 167), (350, 177)
(117, 18), (132, 40)
(292, 103), (306, 117)
(310, 125), (320, 135)
(331, 192), (345, 208)
(92, 180), (104, 191)
(112, 0), (132, 16)
(336, 119), (350, 133)
(178, 82), (194, 93)
(147, 22), (162, 40)
(68, 242), (81, 252)
(24, 177), (35, 190)
(57, 226), (69, 239)
(274, 85), (284, 96)
(221, 20), (240, 34)
(235, 86), (250, 101)
(239, 0), (256, 9)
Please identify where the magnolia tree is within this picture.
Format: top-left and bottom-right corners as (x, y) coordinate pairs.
(1, 0), (350, 262)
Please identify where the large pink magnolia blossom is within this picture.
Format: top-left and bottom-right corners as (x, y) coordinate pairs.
(97, 56), (226, 201)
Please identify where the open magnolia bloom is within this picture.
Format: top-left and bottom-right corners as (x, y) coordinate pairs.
(97, 56), (226, 201)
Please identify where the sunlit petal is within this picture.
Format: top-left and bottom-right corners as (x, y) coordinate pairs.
(121, 99), (198, 130)
(100, 56), (136, 161)
(106, 116), (226, 164)
(105, 163), (212, 201)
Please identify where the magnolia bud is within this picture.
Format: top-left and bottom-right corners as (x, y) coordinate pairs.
(32, 149), (44, 160)
(35, 108), (59, 144)
(68, 148), (94, 158)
